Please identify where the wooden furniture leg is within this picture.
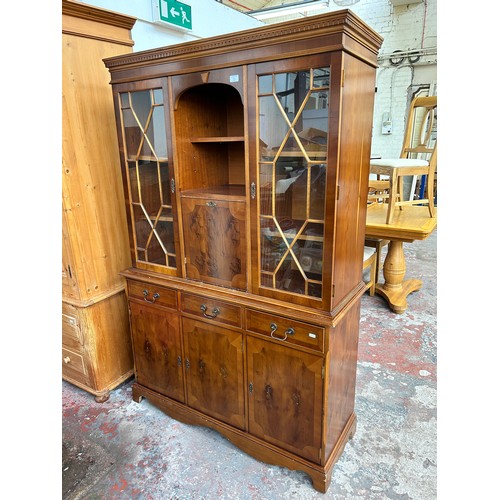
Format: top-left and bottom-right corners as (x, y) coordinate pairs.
(386, 174), (398, 224)
(374, 240), (422, 313)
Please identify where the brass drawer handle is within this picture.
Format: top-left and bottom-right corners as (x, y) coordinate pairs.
(143, 290), (160, 303)
(206, 201), (217, 207)
(270, 323), (294, 341)
(200, 304), (220, 319)
(269, 323), (295, 342)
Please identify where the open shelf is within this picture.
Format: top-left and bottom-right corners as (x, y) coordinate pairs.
(127, 155), (168, 162)
(191, 136), (245, 143)
(180, 184), (245, 201)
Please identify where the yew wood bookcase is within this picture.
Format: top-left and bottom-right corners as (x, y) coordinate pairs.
(104, 10), (382, 492)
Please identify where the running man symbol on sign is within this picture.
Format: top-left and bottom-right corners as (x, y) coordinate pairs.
(180, 7), (190, 25)
(158, 0), (192, 30)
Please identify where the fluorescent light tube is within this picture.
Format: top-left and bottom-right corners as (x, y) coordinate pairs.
(249, 0), (330, 20)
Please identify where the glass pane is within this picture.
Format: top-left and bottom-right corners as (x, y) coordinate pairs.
(259, 163), (273, 216)
(159, 162), (172, 207)
(133, 204), (150, 250)
(137, 160), (161, 215)
(129, 91), (153, 158)
(156, 219), (176, 256)
(299, 241), (324, 278)
(261, 218), (287, 274)
(128, 161), (139, 203)
(259, 95), (286, 160)
(120, 92), (130, 107)
(274, 173), (294, 223)
(151, 106), (167, 159)
(153, 88), (164, 104)
(122, 108), (143, 159)
(258, 75), (273, 94)
(146, 231), (165, 265)
(309, 164), (326, 220)
(130, 91), (152, 125)
(312, 67), (330, 88)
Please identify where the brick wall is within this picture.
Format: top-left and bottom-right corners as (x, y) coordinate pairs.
(345, 0), (437, 158)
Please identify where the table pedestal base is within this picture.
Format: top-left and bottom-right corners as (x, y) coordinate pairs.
(374, 240), (421, 314)
(375, 279), (422, 314)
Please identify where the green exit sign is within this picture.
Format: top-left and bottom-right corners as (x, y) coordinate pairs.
(158, 0), (192, 30)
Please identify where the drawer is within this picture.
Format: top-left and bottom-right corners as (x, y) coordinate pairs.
(62, 304), (84, 349)
(246, 309), (324, 352)
(62, 347), (89, 385)
(181, 293), (242, 328)
(127, 280), (177, 310)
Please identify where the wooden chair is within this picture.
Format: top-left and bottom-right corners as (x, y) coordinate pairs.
(364, 237), (389, 285)
(370, 95), (437, 224)
(363, 246), (377, 296)
(367, 179), (390, 205)
(366, 181), (389, 284)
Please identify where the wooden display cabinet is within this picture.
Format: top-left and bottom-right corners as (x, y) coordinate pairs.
(104, 10), (382, 492)
(62, 0), (136, 401)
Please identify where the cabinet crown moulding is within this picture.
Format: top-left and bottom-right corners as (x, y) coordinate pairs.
(62, 0), (136, 30)
(103, 10), (382, 71)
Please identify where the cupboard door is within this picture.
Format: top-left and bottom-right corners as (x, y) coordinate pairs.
(247, 336), (323, 463)
(116, 83), (180, 275)
(251, 57), (334, 308)
(182, 318), (245, 430)
(181, 196), (246, 290)
(129, 302), (184, 403)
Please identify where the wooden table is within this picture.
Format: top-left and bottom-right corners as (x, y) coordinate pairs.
(365, 203), (437, 314)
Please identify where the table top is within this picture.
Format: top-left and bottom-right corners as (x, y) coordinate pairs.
(365, 203), (437, 242)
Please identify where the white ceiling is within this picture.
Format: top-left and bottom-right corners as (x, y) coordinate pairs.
(218, 1), (303, 14)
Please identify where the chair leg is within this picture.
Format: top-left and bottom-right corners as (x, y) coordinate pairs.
(362, 251), (377, 296)
(397, 173), (404, 211)
(426, 170), (436, 217)
(385, 173), (398, 224)
(369, 252), (377, 296)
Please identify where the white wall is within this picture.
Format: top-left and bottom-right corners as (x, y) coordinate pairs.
(81, 0), (436, 159)
(330, 0), (437, 158)
(81, 0), (263, 51)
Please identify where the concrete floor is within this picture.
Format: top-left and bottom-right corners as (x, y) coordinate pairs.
(62, 230), (437, 499)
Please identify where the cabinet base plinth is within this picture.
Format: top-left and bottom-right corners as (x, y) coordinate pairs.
(63, 371), (133, 403)
(131, 382), (356, 493)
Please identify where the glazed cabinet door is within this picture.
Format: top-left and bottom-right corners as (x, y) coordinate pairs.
(129, 301), (184, 403)
(247, 336), (324, 463)
(115, 80), (180, 275)
(250, 55), (338, 310)
(182, 318), (245, 430)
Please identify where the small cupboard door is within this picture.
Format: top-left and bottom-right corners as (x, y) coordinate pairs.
(129, 302), (184, 403)
(181, 194), (246, 290)
(182, 318), (245, 430)
(247, 336), (324, 463)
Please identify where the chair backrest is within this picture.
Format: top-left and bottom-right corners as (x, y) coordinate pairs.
(401, 95), (437, 160)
